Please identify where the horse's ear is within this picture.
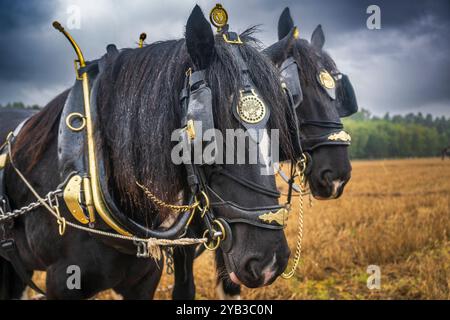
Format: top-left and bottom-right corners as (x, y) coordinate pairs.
(263, 27), (296, 66)
(185, 5), (215, 70)
(311, 24), (325, 50)
(278, 7), (294, 40)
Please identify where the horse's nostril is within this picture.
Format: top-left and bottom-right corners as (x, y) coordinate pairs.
(320, 170), (332, 186)
(246, 259), (261, 279)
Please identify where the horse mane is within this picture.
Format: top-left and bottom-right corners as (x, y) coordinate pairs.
(95, 28), (294, 224)
(12, 90), (69, 173)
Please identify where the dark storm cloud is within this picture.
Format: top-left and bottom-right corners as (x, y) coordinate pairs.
(281, 0), (450, 116)
(0, 0), (52, 29)
(0, 0), (449, 116)
(272, 0), (450, 34)
(0, 1), (57, 80)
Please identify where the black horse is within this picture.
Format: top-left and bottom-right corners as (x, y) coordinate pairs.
(171, 7), (359, 300)
(0, 6), (296, 299)
(442, 146), (450, 160)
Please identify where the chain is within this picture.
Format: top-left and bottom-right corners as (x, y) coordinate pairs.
(281, 156), (306, 279)
(0, 189), (62, 222)
(1, 139), (207, 259)
(136, 181), (199, 213)
(164, 247), (175, 275)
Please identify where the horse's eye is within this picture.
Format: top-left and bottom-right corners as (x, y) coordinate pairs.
(329, 70), (342, 80)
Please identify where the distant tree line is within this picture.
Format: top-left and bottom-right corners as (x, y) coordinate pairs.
(0, 102), (41, 110)
(1, 102), (448, 159)
(343, 109), (450, 159)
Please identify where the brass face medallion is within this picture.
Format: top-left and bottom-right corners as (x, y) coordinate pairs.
(318, 70), (335, 89)
(209, 4), (228, 31)
(237, 90), (266, 124)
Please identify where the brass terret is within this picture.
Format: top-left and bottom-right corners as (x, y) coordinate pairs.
(138, 32), (147, 48)
(186, 119), (196, 141)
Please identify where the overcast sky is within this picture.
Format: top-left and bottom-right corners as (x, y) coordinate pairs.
(0, 0), (449, 116)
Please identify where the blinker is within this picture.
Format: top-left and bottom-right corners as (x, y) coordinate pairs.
(280, 57), (303, 109)
(183, 70), (218, 164)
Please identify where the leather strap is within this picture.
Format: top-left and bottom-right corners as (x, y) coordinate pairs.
(0, 239), (46, 296)
(299, 119), (343, 129)
(208, 166), (280, 199)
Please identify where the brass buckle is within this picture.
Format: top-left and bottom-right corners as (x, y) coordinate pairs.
(74, 60), (82, 80)
(135, 240), (150, 258)
(195, 191), (210, 218)
(222, 33), (243, 45)
(202, 220), (226, 251)
(185, 119), (196, 141)
(296, 153), (308, 175)
(48, 194), (66, 236)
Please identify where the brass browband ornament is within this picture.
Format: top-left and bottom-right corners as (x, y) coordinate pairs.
(258, 208), (290, 227)
(209, 4), (228, 32)
(328, 131), (352, 142)
(210, 4), (243, 44)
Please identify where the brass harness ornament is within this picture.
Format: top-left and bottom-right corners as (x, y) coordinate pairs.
(209, 4), (228, 32)
(210, 7), (265, 124)
(318, 70), (336, 89)
(258, 208), (289, 227)
(328, 130), (352, 142)
(237, 90), (267, 124)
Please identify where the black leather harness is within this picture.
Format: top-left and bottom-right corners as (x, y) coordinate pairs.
(280, 57), (352, 154)
(178, 32), (291, 252)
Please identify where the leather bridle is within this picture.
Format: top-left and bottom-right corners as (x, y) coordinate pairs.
(179, 32), (290, 251)
(280, 56), (352, 155)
